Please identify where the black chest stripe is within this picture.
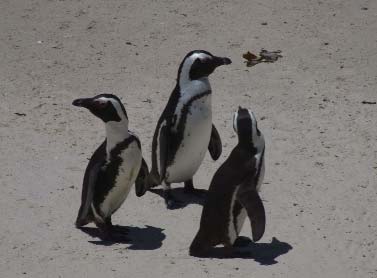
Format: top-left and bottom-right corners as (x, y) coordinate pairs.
(168, 90), (211, 166)
(93, 135), (140, 212)
(110, 135), (140, 157)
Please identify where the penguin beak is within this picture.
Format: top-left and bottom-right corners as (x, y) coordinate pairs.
(213, 56), (232, 67)
(72, 98), (93, 109)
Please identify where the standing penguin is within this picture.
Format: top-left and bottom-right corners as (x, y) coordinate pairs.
(72, 94), (149, 241)
(190, 107), (266, 257)
(148, 50), (231, 209)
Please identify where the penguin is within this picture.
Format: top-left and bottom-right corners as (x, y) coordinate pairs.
(147, 50), (232, 209)
(72, 94), (149, 241)
(189, 107), (266, 257)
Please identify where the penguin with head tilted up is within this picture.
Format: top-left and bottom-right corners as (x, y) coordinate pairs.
(72, 94), (149, 242)
(189, 107), (266, 257)
(147, 50), (232, 209)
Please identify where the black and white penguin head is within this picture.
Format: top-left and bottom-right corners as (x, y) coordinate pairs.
(233, 106), (262, 145)
(177, 50), (232, 85)
(72, 94), (128, 123)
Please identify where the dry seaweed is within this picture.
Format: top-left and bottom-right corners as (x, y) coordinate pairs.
(243, 49), (282, 67)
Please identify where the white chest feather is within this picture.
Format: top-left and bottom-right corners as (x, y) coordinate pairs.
(166, 93), (212, 183)
(100, 142), (142, 217)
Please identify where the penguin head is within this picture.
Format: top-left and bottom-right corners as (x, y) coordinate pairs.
(233, 106), (262, 145)
(178, 50), (232, 84)
(72, 94), (128, 123)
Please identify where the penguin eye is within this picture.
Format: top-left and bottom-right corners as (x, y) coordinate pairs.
(93, 101), (108, 109)
(195, 58), (203, 65)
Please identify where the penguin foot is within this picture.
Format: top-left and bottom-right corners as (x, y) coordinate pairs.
(163, 189), (183, 209)
(233, 236), (253, 247)
(183, 180), (207, 198)
(166, 198), (183, 209)
(165, 196), (183, 209)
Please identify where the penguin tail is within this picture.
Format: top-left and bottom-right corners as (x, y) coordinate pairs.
(75, 210), (93, 228)
(75, 218), (90, 228)
(145, 172), (161, 189)
(189, 231), (212, 257)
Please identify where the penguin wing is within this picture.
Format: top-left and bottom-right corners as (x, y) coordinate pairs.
(149, 88), (180, 186)
(236, 182), (266, 242)
(75, 140), (106, 227)
(148, 119), (170, 186)
(135, 157), (149, 197)
(208, 124), (222, 160)
(158, 122), (169, 180)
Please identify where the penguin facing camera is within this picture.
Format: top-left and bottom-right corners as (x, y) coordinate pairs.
(190, 107), (266, 257)
(72, 94), (149, 242)
(147, 50), (232, 209)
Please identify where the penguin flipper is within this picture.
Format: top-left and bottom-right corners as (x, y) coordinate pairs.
(75, 141), (106, 227)
(135, 157), (149, 197)
(148, 120), (170, 187)
(158, 123), (169, 180)
(236, 186), (266, 242)
(208, 124), (222, 160)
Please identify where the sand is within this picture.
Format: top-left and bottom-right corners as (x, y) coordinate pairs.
(0, 0), (376, 277)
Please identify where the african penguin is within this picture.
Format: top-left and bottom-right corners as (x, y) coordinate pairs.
(147, 50), (231, 209)
(190, 107), (266, 257)
(72, 94), (149, 241)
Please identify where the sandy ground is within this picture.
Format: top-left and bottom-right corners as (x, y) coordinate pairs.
(1, 0), (376, 277)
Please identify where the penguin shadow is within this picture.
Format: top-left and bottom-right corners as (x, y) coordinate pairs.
(149, 188), (207, 209)
(209, 237), (292, 265)
(79, 225), (166, 250)
(238, 237), (293, 265)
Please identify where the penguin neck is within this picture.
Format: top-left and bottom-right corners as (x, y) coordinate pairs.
(238, 137), (257, 155)
(105, 120), (130, 156)
(178, 78), (211, 100)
